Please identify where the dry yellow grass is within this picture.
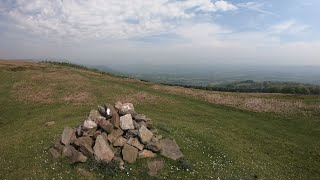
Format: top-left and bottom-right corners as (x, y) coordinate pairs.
(62, 91), (96, 104)
(12, 81), (55, 103)
(112, 92), (161, 105)
(10, 64), (98, 104)
(152, 85), (315, 113)
(0, 59), (46, 70)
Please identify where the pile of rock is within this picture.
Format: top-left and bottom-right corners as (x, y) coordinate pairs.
(49, 102), (183, 171)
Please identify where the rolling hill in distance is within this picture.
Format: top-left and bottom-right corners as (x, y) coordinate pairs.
(91, 64), (320, 86)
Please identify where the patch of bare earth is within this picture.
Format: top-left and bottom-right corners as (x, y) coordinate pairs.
(152, 85), (313, 113)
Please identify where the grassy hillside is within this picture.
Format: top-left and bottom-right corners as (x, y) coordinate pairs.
(0, 60), (319, 179)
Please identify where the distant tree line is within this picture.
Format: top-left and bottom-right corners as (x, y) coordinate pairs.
(162, 80), (320, 95)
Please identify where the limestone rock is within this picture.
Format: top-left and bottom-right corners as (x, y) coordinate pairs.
(134, 114), (147, 121)
(133, 120), (141, 129)
(83, 119), (97, 130)
(110, 112), (120, 128)
(83, 127), (97, 137)
(160, 139), (183, 160)
(146, 120), (153, 129)
(88, 109), (104, 122)
(62, 145), (74, 157)
(53, 139), (64, 154)
(120, 114), (134, 130)
(98, 119), (114, 133)
(145, 141), (162, 152)
(61, 127), (74, 145)
(138, 126), (153, 144)
(97, 105), (106, 117)
(101, 132), (108, 142)
(74, 136), (94, 157)
(104, 104), (116, 118)
(71, 150), (88, 163)
(70, 131), (77, 144)
(138, 121), (147, 128)
(52, 102), (184, 168)
(113, 137), (127, 147)
(113, 147), (122, 157)
(127, 138), (144, 150)
(93, 135), (114, 162)
(49, 148), (60, 159)
(138, 149), (156, 159)
(62, 145), (87, 163)
(114, 101), (122, 110)
(107, 128), (123, 143)
(148, 160), (164, 177)
(45, 121), (55, 126)
(93, 130), (102, 139)
(122, 144), (138, 163)
(124, 129), (138, 139)
(119, 103), (135, 115)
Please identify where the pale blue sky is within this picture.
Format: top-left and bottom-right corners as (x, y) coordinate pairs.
(0, 0), (319, 65)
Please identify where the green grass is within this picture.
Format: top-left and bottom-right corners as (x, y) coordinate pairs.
(0, 62), (319, 179)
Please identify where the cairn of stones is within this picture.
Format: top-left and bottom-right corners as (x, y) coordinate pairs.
(49, 102), (183, 170)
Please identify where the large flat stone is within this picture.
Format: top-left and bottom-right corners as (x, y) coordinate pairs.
(138, 125), (153, 144)
(61, 127), (74, 145)
(71, 150), (88, 164)
(62, 145), (87, 163)
(138, 149), (156, 159)
(74, 136), (94, 157)
(107, 128), (124, 143)
(145, 141), (162, 152)
(119, 103), (135, 115)
(98, 119), (114, 133)
(120, 114), (134, 130)
(93, 135), (114, 162)
(110, 111), (120, 128)
(113, 137), (127, 147)
(83, 119), (97, 130)
(160, 139), (183, 160)
(122, 144), (138, 163)
(127, 138), (144, 150)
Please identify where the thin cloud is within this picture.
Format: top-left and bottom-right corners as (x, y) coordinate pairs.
(270, 20), (309, 34)
(237, 2), (276, 16)
(0, 0), (238, 40)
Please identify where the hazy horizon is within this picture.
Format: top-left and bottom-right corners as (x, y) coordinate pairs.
(0, 0), (319, 66)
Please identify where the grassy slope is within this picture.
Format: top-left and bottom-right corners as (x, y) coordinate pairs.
(0, 62), (319, 179)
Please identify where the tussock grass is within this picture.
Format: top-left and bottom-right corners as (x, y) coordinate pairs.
(152, 84), (319, 114)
